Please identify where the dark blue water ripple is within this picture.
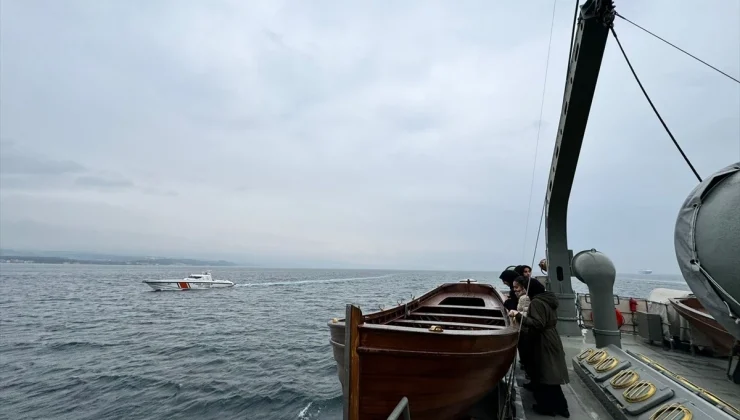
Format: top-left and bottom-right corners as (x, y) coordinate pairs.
(0, 264), (689, 419)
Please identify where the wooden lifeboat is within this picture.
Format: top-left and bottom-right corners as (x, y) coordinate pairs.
(328, 280), (519, 419)
(670, 296), (737, 355)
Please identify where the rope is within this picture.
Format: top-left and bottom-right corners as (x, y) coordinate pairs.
(609, 27), (703, 183)
(526, 0), (579, 270)
(501, 7), (725, 418)
(498, 275), (535, 419)
(530, 200), (546, 268)
(615, 13), (740, 85)
(500, 2), (579, 417)
(521, 0), (559, 262)
(526, 0), (581, 271)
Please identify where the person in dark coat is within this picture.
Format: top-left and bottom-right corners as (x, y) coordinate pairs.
(512, 276), (546, 385)
(499, 269), (520, 311)
(509, 289), (570, 417)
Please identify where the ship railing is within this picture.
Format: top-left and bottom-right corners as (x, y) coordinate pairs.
(576, 292), (653, 335)
(386, 397), (411, 420)
(575, 293), (692, 340)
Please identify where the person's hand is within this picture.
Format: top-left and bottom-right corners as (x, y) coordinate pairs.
(508, 310), (519, 317)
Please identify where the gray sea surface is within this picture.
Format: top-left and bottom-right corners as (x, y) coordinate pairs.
(0, 264), (690, 420)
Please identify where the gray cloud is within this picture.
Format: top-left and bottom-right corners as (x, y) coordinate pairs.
(0, 141), (86, 175)
(74, 175), (135, 189)
(141, 188), (179, 197)
(0, 0), (738, 272)
(0, 142), (174, 195)
(0, 155), (85, 175)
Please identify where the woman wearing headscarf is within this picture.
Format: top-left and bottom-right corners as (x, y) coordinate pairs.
(508, 282), (570, 417)
(498, 269), (520, 311)
(514, 264), (533, 279)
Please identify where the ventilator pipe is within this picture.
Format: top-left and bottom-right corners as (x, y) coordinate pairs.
(572, 249), (621, 348)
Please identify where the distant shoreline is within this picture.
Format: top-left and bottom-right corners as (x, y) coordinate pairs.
(0, 256), (237, 267)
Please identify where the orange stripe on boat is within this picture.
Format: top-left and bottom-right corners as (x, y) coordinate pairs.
(178, 282), (190, 289)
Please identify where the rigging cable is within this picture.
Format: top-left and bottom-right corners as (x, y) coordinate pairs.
(506, 11), (729, 417)
(528, 0), (580, 270)
(615, 13), (740, 85)
(530, 201), (546, 268)
(521, 0), (559, 261)
(610, 27), (704, 183)
(500, 2), (579, 418)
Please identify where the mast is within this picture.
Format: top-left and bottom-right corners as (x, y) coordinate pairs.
(545, 0), (615, 336)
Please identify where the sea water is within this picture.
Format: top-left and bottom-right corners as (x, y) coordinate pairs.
(0, 264), (689, 419)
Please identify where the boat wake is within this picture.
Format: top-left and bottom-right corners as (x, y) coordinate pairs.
(236, 274), (396, 287)
(297, 401), (312, 419)
(296, 396), (342, 419)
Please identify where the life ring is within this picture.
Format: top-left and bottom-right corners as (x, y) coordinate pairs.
(590, 309), (625, 329)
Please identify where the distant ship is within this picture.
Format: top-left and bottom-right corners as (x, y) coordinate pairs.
(638, 269), (653, 274)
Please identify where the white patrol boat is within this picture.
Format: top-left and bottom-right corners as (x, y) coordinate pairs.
(143, 271), (234, 291)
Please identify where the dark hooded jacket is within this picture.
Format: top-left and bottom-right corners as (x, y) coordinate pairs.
(526, 277), (546, 296)
(499, 269), (520, 311)
(516, 291), (569, 385)
(515, 276), (545, 372)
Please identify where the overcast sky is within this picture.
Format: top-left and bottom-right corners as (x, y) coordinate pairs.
(1, 0), (738, 272)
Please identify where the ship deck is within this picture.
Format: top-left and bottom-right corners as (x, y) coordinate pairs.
(511, 331), (739, 419)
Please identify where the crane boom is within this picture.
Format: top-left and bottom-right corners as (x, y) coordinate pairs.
(544, 0), (615, 336)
